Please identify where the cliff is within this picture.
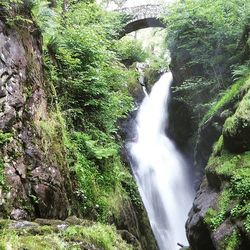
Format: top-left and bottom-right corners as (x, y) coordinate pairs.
(165, 1), (250, 248)
(0, 4), (157, 250)
(186, 75), (250, 249)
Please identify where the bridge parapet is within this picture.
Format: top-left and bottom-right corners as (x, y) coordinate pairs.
(117, 4), (165, 22)
(116, 4), (166, 36)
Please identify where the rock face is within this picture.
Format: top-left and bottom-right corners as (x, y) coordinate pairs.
(0, 19), (73, 219)
(186, 87), (250, 250)
(186, 182), (217, 250)
(0, 15), (157, 250)
(114, 197), (158, 250)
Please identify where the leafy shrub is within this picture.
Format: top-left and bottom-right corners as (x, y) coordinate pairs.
(115, 37), (148, 65)
(165, 0), (250, 123)
(31, 1), (141, 221)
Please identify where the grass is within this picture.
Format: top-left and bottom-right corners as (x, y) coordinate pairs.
(201, 74), (250, 124)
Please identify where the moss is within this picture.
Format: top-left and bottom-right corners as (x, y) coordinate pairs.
(0, 220), (10, 230)
(207, 150), (250, 179)
(202, 74), (250, 124)
(64, 224), (133, 250)
(0, 158), (5, 187)
(18, 235), (65, 250)
(204, 190), (231, 231)
(206, 138), (250, 232)
(223, 88), (250, 136)
(223, 116), (238, 136)
(204, 208), (217, 229)
(213, 135), (224, 156)
(35, 111), (67, 170)
(0, 234), (65, 249)
(0, 131), (12, 145)
(0, 220), (134, 250)
(245, 214), (250, 233)
(224, 230), (240, 250)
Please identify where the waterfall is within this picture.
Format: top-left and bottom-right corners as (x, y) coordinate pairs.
(127, 72), (194, 250)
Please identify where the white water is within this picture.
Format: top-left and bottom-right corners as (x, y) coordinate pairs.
(127, 72), (194, 250)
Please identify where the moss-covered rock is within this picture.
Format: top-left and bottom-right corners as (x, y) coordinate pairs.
(186, 76), (250, 250)
(223, 89), (250, 153)
(0, 218), (135, 250)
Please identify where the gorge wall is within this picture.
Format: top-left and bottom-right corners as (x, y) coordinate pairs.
(166, 3), (250, 248)
(0, 17), (74, 220)
(0, 6), (157, 250)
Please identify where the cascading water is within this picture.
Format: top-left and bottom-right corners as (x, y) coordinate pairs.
(127, 72), (194, 250)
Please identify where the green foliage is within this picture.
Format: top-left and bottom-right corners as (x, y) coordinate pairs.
(206, 136), (250, 232)
(115, 37), (148, 65)
(202, 74), (250, 123)
(64, 224), (133, 250)
(223, 86), (250, 139)
(31, 0), (60, 44)
(172, 77), (216, 120)
(70, 130), (130, 221)
(231, 169), (250, 199)
(205, 190), (230, 230)
(165, 0), (250, 123)
(224, 231), (239, 250)
(31, 1), (142, 222)
(0, 131), (12, 145)
(0, 219), (133, 250)
(245, 214), (250, 233)
(44, 2), (133, 133)
(0, 0), (33, 26)
(0, 159), (5, 186)
(166, 0), (250, 81)
(232, 61), (250, 80)
(0, 0), (23, 11)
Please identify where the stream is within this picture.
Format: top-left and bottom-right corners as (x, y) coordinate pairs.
(127, 72), (194, 250)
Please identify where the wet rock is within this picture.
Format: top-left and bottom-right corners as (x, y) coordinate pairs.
(65, 216), (85, 225)
(211, 219), (236, 249)
(33, 183), (69, 219)
(0, 19), (74, 219)
(186, 85), (250, 250)
(113, 196), (157, 250)
(0, 88), (6, 97)
(9, 220), (39, 229)
(119, 229), (141, 249)
(186, 182), (217, 250)
(34, 218), (65, 226)
(10, 209), (29, 220)
(0, 105), (16, 131)
(34, 218), (68, 231)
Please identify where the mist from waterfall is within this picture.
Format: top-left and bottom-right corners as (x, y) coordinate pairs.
(127, 72), (194, 250)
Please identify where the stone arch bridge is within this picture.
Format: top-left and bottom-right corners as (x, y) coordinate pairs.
(116, 4), (166, 37)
